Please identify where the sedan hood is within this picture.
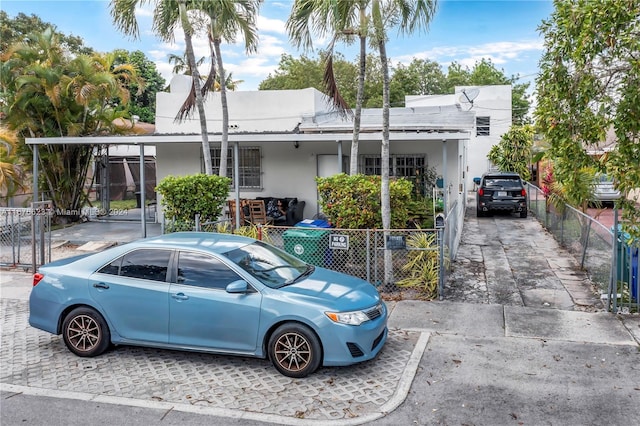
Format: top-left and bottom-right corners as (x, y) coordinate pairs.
(280, 267), (381, 309)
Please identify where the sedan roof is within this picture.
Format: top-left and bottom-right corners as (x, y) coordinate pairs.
(136, 232), (255, 254)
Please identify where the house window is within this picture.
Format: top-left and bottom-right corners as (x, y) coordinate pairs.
(210, 146), (261, 189)
(476, 116), (490, 136)
(360, 155), (427, 177)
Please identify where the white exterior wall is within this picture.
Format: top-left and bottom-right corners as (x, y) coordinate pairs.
(155, 75), (330, 134)
(406, 85), (512, 188)
(155, 138), (458, 222)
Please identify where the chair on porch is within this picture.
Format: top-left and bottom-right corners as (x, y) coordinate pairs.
(227, 200), (250, 227)
(248, 200), (273, 225)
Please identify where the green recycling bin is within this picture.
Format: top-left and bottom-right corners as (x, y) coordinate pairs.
(283, 228), (330, 266)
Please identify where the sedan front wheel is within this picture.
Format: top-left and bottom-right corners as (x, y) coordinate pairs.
(62, 307), (110, 357)
(268, 323), (322, 378)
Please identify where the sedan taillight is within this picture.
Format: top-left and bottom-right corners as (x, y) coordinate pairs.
(521, 189), (527, 196)
(478, 188), (484, 196)
(33, 273), (44, 287)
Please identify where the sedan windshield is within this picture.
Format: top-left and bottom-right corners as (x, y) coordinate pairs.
(484, 177), (522, 189)
(225, 241), (308, 288)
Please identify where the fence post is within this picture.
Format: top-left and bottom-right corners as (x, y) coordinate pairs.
(366, 229), (371, 283)
(436, 213), (445, 300)
(195, 214), (200, 232)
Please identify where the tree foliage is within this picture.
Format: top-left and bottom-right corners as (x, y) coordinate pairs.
(113, 49), (166, 124)
(0, 11), (94, 55)
(487, 125), (534, 180)
(535, 0), (640, 238)
(258, 54), (531, 123)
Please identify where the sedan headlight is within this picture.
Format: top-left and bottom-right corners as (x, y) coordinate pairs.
(325, 310), (370, 326)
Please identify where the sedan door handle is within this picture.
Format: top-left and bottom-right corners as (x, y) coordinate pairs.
(172, 293), (189, 301)
(93, 282), (109, 289)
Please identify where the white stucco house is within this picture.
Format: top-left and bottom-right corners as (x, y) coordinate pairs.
(406, 85), (513, 188)
(26, 76), (513, 237)
(153, 75), (480, 222)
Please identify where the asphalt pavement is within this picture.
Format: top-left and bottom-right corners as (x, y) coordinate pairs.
(1, 201), (639, 425)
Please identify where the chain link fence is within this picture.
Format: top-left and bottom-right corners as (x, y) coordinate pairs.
(164, 215), (448, 299)
(0, 202), (53, 271)
(527, 183), (638, 313)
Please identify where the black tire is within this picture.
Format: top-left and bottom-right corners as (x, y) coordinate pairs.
(62, 307), (111, 357)
(520, 210), (528, 218)
(268, 323), (322, 378)
(477, 207), (484, 217)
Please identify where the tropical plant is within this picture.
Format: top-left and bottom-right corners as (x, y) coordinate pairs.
(535, 0), (640, 240)
(1, 28), (137, 220)
(396, 231), (439, 299)
(110, 0), (214, 174)
(0, 126), (25, 197)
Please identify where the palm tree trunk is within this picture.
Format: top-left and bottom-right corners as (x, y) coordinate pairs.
(350, 32), (366, 175)
(214, 40), (229, 178)
(179, 1), (213, 175)
(374, 0), (392, 285)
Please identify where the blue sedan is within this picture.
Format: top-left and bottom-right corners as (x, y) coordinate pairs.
(29, 232), (388, 378)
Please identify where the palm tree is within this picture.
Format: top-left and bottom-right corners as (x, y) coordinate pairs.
(193, 0), (261, 178)
(168, 53), (242, 90)
(110, 0), (214, 175)
(2, 28), (135, 215)
(168, 52), (205, 75)
(0, 126), (25, 196)
(287, 0), (367, 175)
(371, 0), (437, 284)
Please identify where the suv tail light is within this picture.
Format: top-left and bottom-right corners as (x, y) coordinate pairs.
(478, 188), (484, 196)
(33, 273), (44, 287)
(521, 189), (527, 196)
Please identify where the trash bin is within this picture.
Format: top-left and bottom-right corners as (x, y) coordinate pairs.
(613, 225), (639, 303)
(283, 220), (331, 266)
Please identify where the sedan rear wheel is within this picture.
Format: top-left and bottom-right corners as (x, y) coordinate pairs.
(62, 307), (110, 357)
(268, 323), (322, 378)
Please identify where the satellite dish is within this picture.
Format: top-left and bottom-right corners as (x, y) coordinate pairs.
(458, 88), (479, 110)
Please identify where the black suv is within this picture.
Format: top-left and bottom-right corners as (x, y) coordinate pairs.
(476, 172), (528, 218)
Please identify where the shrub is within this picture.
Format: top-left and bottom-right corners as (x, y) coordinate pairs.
(156, 174), (231, 225)
(316, 173), (413, 229)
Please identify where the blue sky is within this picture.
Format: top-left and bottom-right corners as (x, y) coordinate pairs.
(2, 0), (554, 93)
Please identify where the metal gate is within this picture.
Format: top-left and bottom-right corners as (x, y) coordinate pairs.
(0, 201), (53, 271)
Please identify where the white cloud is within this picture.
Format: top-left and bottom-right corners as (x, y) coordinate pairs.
(258, 15), (288, 35)
(392, 39), (544, 75)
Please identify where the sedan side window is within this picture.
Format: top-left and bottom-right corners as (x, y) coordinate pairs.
(177, 251), (242, 290)
(98, 249), (172, 282)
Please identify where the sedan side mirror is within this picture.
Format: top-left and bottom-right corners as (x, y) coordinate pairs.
(226, 280), (249, 293)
